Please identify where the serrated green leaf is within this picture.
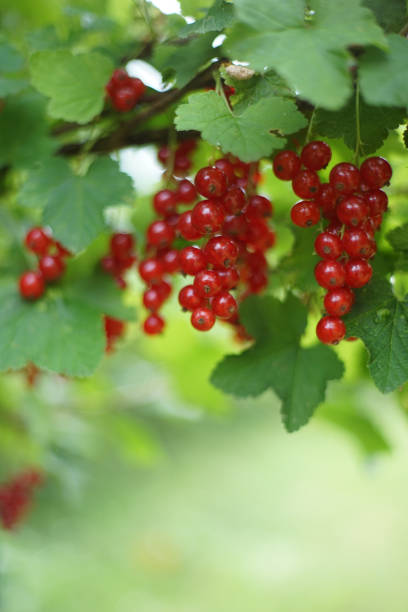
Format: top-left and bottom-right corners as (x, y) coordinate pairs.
(387, 223), (408, 252)
(224, 70), (291, 113)
(30, 49), (113, 122)
(180, 0), (234, 36)
(73, 272), (136, 322)
(179, 0), (213, 18)
(0, 77), (28, 96)
(211, 295), (344, 431)
(0, 42), (24, 73)
(360, 34), (408, 107)
(316, 98), (405, 155)
(175, 91), (307, 162)
(19, 157), (133, 252)
(344, 279), (408, 392)
(363, 0), (407, 33)
(226, 0), (387, 110)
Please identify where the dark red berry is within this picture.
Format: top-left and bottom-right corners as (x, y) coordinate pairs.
(195, 166), (227, 198)
(214, 159), (236, 185)
(191, 306), (215, 331)
(300, 140), (331, 171)
(204, 236), (239, 268)
(143, 286), (165, 311)
(244, 195), (273, 221)
(160, 249), (180, 274)
(273, 150), (301, 180)
(292, 170), (320, 199)
(193, 270), (222, 297)
(129, 77), (145, 101)
(329, 163), (360, 194)
(110, 233), (134, 260)
(344, 258), (372, 288)
(38, 255), (65, 282)
(222, 214), (248, 239)
(158, 146), (170, 165)
(316, 316), (346, 344)
(324, 287), (354, 316)
(359, 156), (392, 189)
(153, 190), (177, 216)
(138, 258), (164, 283)
(111, 87), (137, 112)
(176, 179), (197, 204)
(291, 201), (320, 227)
(24, 227), (52, 256)
(314, 260), (346, 289)
(143, 313), (165, 335)
(222, 187), (246, 215)
(191, 200), (224, 234)
(342, 228), (374, 258)
(336, 195), (370, 227)
(146, 220), (175, 247)
(179, 246), (206, 275)
(314, 232), (342, 259)
(365, 189), (388, 215)
(217, 266), (240, 290)
(177, 211), (203, 241)
(248, 270), (268, 293)
(19, 271), (45, 300)
(316, 183), (336, 217)
(212, 291), (238, 319)
(245, 219), (276, 251)
(178, 285), (203, 311)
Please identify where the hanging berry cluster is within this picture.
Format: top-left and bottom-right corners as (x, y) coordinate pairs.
(157, 138), (197, 177)
(273, 142), (392, 345)
(105, 69), (145, 112)
(139, 151), (276, 335)
(101, 232), (136, 352)
(0, 469), (43, 530)
(19, 227), (71, 300)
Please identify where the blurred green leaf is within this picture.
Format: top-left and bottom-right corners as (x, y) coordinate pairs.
(180, 0), (234, 36)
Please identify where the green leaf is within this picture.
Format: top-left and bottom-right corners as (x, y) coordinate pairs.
(363, 0), (407, 33)
(179, 0), (213, 18)
(0, 42), (24, 73)
(73, 273), (136, 322)
(0, 282), (105, 377)
(0, 76), (28, 97)
(211, 295), (344, 431)
(175, 90), (307, 162)
(226, 0), (387, 110)
(30, 49), (113, 122)
(360, 34), (408, 106)
(19, 157), (133, 252)
(277, 227), (317, 292)
(344, 279), (408, 392)
(180, 0), (234, 36)
(223, 69), (291, 113)
(316, 98), (405, 155)
(387, 223), (408, 252)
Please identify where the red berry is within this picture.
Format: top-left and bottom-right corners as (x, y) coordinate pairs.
(110, 233), (134, 260)
(24, 227), (52, 256)
(222, 187), (246, 215)
(336, 195), (369, 227)
(314, 232), (342, 259)
(316, 316), (346, 344)
(291, 201), (320, 227)
(191, 306), (215, 331)
(146, 220), (175, 248)
(109, 69), (131, 89)
(160, 249), (180, 274)
(153, 190), (177, 216)
(177, 139), (197, 156)
(212, 291), (238, 319)
(193, 270), (222, 297)
(195, 166), (227, 198)
(19, 271), (45, 300)
(178, 285), (203, 311)
(38, 255), (65, 282)
(222, 214), (248, 239)
(245, 219), (276, 250)
(246, 250), (267, 271)
(55, 241), (71, 258)
(179, 246), (206, 275)
(204, 236), (239, 268)
(143, 286), (165, 311)
(104, 315), (125, 341)
(139, 258), (164, 283)
(191, 200), (224, 234)
(273, 150), (301, 180)
(360, 156), (392, 189)
(214, 159), (236, 185)
(143, 313), (165, 335)
(176, 179), (197, 204)
(329, 163), (360, 194)
(292, 170), (320, 199)
(217, 266), (240, 290)
(174, 153), (192, 174)
(244, 195), (273, 221)
(344, 258), (372, 288)
(101, 255), (117, 275)
(111, 87), (137, 112)
(316, 183), (336, 217)
(248, 270), (268, 293)
(177, 211), (203, 241)
(300, 140), (331, 171)
(365, 189), (388, 215)
(129, 77), (145, 101)
(342, 228), (375, 258)
(158, 146), (170, 165)
(314, 260), (346, 289)
(324, 287), (354, 316)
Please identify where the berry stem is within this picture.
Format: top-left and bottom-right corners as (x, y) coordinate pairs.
(354, 79), (361, 167)
(304, 107), (316, 146)
(214, 71), (233, 115)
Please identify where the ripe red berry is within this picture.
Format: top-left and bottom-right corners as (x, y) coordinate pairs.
(314, 260), (346, 289)
(222, 187), (246, 215)
(324, 287), (354, 316)
(111, 87), (137, 112)
(359, 156), (392, 189)
(336, 195), (370, 227)
(143, 286), (165, 311)
(146, 220), (175, 247)
(158, 146), (170, 165)
(204, 236), (239, 268)
(176, 179), (197, 204)
(214, 158), (236, 185)
(273, 150), (301, 180)
(191, 200), (224, 234)
(160, 249), (180, 274)
(365, 189), (388, 215)
(129, 77), (145, 101)
(244, 195), (273, 220)
(193, 270), (222, 297)
(300, 140), (332, 171)
(314, 232), (342, 259)
(179, 246), (206, 275)
(329, 163), (360, 194)
(177, 211), (203, 241)
(292, 170), (320, 199)
(139, 258), (164, 283)
(143, 313), (165, 335)
(19, 271), (45, 300)
(217, 266), (240, 290)
(342, 228), (374, 258)
(222, 214), (248, 239)
(174, 153), (192, 174)
(38, 255), (65, 282)
(316, 183), (336, 217)
(316, 316), (346, 344)
(178, 285), (203, 311)
(153, 189), (178, 216)
(107, 69), (131, 92)
(246, 250), (267, 271)
(344, 258), (373, 288)
(248, 270), (268, 293)
(212, 291), (238, 319)
(104, 315), (125, 341)
(291, 200), (320, 227)
(24, 227), (52, 256)
(191, 306), (215, 331)
(195, 166), (227, 198)
(245, 219), (276, 251)
(110, 233), (134, 260)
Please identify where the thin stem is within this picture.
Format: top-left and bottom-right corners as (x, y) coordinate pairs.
(354, 79), (361, 167)
(304, 107), (316, 145)
(214, 71), (233, 115)
(399, 22), (408, 36)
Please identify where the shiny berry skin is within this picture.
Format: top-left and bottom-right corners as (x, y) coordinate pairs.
(143, 286), (165, 311)
(273, 150), (301, 180)
(214, 159), (236, 185)
(217, 266), (240, 290)
(359, 156), (392, 189)
(244, 195), (273, 220)
(143, 313), (165, 335)
(160, 249), (180, 274)
(38, 255), (65, 282)
(324, 287), (354, 316)
(191, 306), (215, 331)
(177, 211), (203, 241)
(177, 139), (197, 156)
(129, 77), (145, 100)
(342, 228), (374, 258)
(19, 271), (45, 300)
(179, 246), (206, 275)
(316, 184), (336, 216)
(291, 201), (320, 227)
(365, 189), (388, 215)
(107, 69), (131, 91)
(212, 291), (238, 319)
(111, 87), (137, 112)
(110, 233), (134, 260)
(195, 166), (227, 198)
(193, 270), (222, 297)
(139, 258), (164, 283)
(336, 195), (370, 227)
(178, 285), (203, 311)
(248, 270), (268, 293)
(191, 200), (224, 234)
(292, 169), (320, 199)
(245, 219), (276, 251)
(329, 163), (360, 194)
(246, 250), (267, 271)
(314, 232), (342, 259)
(24, 227), (52, 256)
(314, 260), (346, 289)
(203, 236), (239, 268)
(300, 140), (332, 171)
(158, 146), (170, 165)
(176, 179), (197, 204)
(222, 187), (246, 215)
(146, 220), (175, 247)
(316, 316), (346, 345)
(344, 258), (372, 288)
(222, 214), (248, 239)
(153, 190), (177, 216)
(174, 154), (191, 175)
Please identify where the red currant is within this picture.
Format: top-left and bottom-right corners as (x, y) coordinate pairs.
(153, 190), (177, 216)
(193, 270), (222, 297)
(160, 249), (180, 274)
(214, 159), (236, 185)
(177, 211), (203, 241)
(217, 266), (240, 290)
(179, 246), (206, 275)
(24, 227), (52, 256)
(273, 150), (301, 180)
(176, 179), (197, 204)
(19, 271), (45, 300)
(110, 233), (134, 260)
(316, 316), (346, 344)
(314, 232), (342, 259)
(222, 187), (246, 215)
(336, 195), (369, 227)
(191, 200), (224, 234)
(365, 189), (388, 215)
(178, 285), (203, 311)
(143, 313), (165, 335)
(344, 259), (372, 288)
(195, 166), (227, 198)
(191, 306), (215, 331)
(324, 287), (354, 316)
(244, 195), (273, 221)
(204, 236), (239, 268)
(139, 258), (164, 283)
(291, 201), (320, 227)
(329, 163), (360, 194)
(359, 156), (392, 189)
(38, 255), (65, 282)
(146, 220), (175, 247)
(314, 260), (346, 289)
(111, 88), (137, 112)
(342, 228), (375, 258)
(143, 286), (165, 311)
(300, 141), (331, 171)
(292, 170), (320, 199)
(212, 291), (238, 319)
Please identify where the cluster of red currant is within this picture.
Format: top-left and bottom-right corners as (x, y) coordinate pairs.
(19, 227), (71, 300)
(139, 153), (275, 335)
(273, 142), (392, 344)
(101, 232), (136, 352)
(0, 469), (43, 530)
(105, 68), (145, 113)
(157, 138), (197, 177)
